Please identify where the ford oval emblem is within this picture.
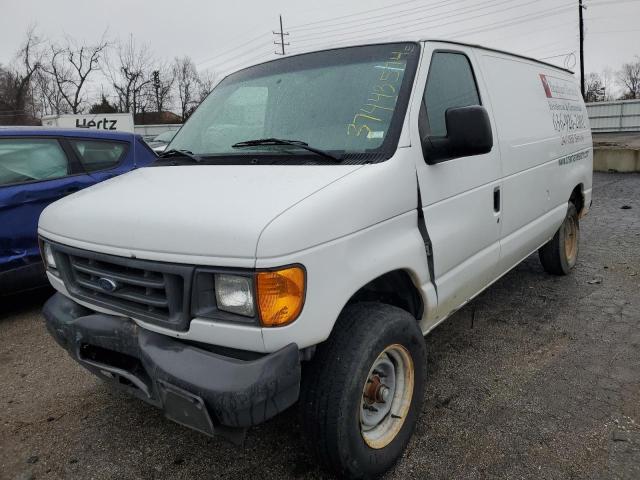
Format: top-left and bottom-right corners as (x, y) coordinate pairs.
(97, 277), (119, 293)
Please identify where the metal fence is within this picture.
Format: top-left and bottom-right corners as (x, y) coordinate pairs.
(587, 100), (640, 133)
(133, 123), (182, 139)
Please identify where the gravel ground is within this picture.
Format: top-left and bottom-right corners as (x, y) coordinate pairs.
(1, 172), (639, 480)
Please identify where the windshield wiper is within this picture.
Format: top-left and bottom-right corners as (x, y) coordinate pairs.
(158, 149), (203, 163)
(231, 138), (342, 163)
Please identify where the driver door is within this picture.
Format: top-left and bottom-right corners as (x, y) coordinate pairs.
(413, 44), (503, 322)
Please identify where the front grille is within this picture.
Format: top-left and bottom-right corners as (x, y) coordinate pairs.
(53, 244), (194, 331)
(70, 256), (170, 318)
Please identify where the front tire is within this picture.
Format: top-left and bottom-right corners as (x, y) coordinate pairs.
(539, 202), (580, 275)
(300, 302), (427, 479)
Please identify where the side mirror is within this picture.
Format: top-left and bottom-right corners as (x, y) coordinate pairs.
(422, 105), (493, 165)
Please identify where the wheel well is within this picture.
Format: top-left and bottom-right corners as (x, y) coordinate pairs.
(346, 270), (424, 321)
(570, 184), (585, 216)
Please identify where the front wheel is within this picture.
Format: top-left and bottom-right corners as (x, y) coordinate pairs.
(539, 202), (580, 275)
(300, 302), (427, 479)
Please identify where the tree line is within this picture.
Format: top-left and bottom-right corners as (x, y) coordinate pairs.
(586, 56), (640, 102)
(0, 27), (215, 125)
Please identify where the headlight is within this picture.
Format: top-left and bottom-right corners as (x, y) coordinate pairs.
(215, 274), (255, 317)
(43, 242), (57, 269)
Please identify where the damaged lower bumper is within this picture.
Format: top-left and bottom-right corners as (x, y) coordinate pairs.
(42, 293), (301, 442)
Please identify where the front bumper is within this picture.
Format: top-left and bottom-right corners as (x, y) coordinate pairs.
(43, 293), (301, 440)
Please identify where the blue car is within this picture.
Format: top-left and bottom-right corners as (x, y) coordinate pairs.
(0, 128), (157, 295)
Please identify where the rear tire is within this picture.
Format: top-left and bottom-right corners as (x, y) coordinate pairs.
(300, 302), (427, 479)
(539, 202), (580, 275)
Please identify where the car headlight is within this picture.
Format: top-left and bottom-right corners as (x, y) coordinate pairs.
(194, 266), (306, 327)
(215, 274), (255, 317)
(42, 242), (57, 269)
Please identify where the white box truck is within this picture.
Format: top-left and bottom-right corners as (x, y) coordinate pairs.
(39, 40), (592, 478)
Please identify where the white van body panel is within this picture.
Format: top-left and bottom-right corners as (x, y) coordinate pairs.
(477, 52), (593, 275)
(38, 164), (363, 266)
(256, 149), (417, 258)
(39, 39), (593, 353)
(258, 211), (432, 351)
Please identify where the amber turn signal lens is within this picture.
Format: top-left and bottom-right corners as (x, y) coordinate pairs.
(256, 266), (305, 327)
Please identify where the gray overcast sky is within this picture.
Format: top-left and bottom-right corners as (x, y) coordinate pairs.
(1, 0), (639, 92)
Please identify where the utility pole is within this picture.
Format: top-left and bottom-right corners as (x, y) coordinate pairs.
(273, 15), (289, 55)
(579, 0), (586, 99)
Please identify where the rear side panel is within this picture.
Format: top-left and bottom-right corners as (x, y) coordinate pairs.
(476, 52), (593, 275)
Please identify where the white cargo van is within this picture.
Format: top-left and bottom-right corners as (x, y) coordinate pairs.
(39, 40), (592, 478)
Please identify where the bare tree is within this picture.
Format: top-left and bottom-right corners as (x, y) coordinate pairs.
(617, 56), (640, 100)
(0, 26), (44, 124)
(33, 68), (68, 115)
(585, 72), (604, 103)
(46, 34), (109, 114)
(107, 37), (153, 115)
(173, 56), (199, 121)
(197, 70), (216, 104)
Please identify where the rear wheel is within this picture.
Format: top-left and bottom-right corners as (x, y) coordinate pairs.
(539, 202), (580, 275)
(300, 302), (427, 479)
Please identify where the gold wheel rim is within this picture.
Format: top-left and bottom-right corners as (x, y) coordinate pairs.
(564, 215), (578, 265)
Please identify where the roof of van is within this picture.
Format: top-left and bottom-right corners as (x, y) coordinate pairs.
(228, 38), (574, 77)
(421, 39), (574, 75)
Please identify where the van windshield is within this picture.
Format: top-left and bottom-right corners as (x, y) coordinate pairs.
(169, 43), (420, 164)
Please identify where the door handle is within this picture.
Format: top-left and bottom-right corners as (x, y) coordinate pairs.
(493, 187), (501, 213)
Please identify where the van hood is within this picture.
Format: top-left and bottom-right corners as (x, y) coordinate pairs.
(38, 164), (362, 265)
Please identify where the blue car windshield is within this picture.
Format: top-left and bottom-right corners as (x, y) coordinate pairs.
(169, 42), (420, 164)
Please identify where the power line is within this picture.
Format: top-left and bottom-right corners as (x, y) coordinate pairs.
(475, 18), (576, 44)
(197, 0), (578, 74)
(196, 0), (444, 67)
(196, 32), (272, 68)
(589, 28), (640, 34)
(587, 0), (640, 5)
(213, 48), (277, 75)
(290, 0), (469, 34)
(445, 3), (575, 37)
(288, 0), (443, 30)
(293, 0), (536, 45)
(522, 38), (577, 55)
(288, 2), (574, 53)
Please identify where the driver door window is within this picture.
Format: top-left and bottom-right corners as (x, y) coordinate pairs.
(422, 52), (481, 138)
